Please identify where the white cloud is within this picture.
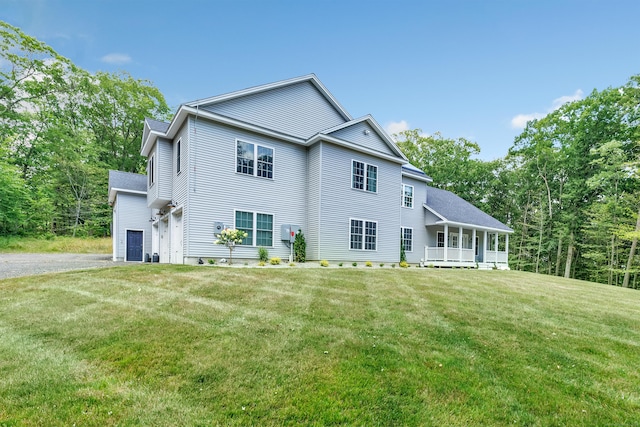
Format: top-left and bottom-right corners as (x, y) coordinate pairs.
(385, 120), (410, 138)
(100, 53), (132, 65)
(511, 89), (584, 129)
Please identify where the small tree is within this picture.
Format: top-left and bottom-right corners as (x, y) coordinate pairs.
(214, 228), (248, 265)
(400, 239), (407, 263)
(294, 229), (306, 263)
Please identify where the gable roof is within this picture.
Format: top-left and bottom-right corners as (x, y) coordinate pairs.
(140, 74), (409, 164)
(424, 186), (512, 232)
(185, 74), (352, 122)
(108, 170), (147, 205)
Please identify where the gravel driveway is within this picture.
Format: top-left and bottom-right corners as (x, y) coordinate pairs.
(0, 253), (118, 280)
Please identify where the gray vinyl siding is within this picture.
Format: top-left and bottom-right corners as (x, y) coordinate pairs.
(401, 177), (427, 264)
(201, 81), (346, 139)
(113, 193), (152, 261)
(172, 122), (190, 256)
(328, 122), (395, 156)
(306, 143), (322, 260)
(147, 138), (173, 208)
(316, 142), (402, 262)
(424, 209), (441, 225)
(181, 117), (307, 261)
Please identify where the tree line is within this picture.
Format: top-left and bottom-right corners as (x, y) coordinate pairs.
(0, 21), (169, 237)
(3, 22), (640, 288)
(397, 76), (640, 289)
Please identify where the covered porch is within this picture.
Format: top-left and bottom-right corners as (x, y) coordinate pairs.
(423, 224), (510, 269)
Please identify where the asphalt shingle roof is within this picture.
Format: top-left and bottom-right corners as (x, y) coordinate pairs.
(145, 117), (170, 133)
(108, 170), (147, 193)
(425, 186), (512, 232)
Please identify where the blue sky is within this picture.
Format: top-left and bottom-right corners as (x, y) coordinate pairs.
(3, 0), (640, 159)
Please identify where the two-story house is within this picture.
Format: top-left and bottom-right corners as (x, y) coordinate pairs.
(110, 74), (512, 267)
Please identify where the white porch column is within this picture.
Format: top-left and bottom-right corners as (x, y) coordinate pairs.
(443, 224), (449, 262)
(458, 226), (463, 262)
(483, 230), (487, 263)
(505, 234), (509, 263)
(472, 229), (477, 262)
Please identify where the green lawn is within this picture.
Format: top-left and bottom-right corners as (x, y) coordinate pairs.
(0, 236), (112, 254)
(1, 266), (638, 426)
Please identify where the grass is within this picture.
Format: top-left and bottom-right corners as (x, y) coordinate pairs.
(0, 236), (112, 254)
(1, 267), (639, 425)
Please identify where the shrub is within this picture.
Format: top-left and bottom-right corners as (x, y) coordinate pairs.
(320, 260), (329, 267)
(400, 261), (409, 268)
(270, 257), (281, 265)
(258, 261), (266, 267)
(379, 263), (384, 267)
(338, 262), (343, 267)
(391, 264), (396, 268)
(365, 261), (373, 267)
(352, 262), (357, 267)
(289, 262), (295, 267)
(258, 247), (269, 262)
(294, 230), (306, 263)
(208, 259), (215, 265)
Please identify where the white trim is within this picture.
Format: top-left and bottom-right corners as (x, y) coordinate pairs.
(148, 153), (155, 187)
(176, 138), (182, 175)
(124, 228), (145, 262)
(351, 159), (378, 193)
(233, 209), (275, 248)
(235, 138), (275, 180)
(308, 133), (406, 164)
(401, 226), (413, 253)
(402, 184), (414, 209)
(108, 187), (146, 205)
(349, 217), (378, 251)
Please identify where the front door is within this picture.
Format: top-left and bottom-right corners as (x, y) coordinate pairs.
(126, 230), (143, 262)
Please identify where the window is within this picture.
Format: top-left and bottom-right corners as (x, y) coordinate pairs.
(437, 231), (444, 248)
(235, 210), (273, 246)
(148, 154), (155, 187)
(236, 140), (273, 179)
(402, 184), (414, 208)
(401, 227), (413, 252)
(352, 160), (377, 192)
(450, 233), (459, 248)
(176, 139), (181, 174)
(350, 219), (377, 250)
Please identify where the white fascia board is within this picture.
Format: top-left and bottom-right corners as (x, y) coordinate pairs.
(109, 187), (147, 205)
(307, 134), (406, 164)
(184, 74), (353, 122)
(322, 115), (408, 161)
(402, 170), (433, 183)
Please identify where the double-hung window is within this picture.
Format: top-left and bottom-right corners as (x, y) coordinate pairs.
(401, 227), (413, 252)
(402, 184), (413, 208)
(235, 210), (274, 246)
(350, 219), (377, 250)
(236, 140), (273, 179)
(352, 160), (377, 192)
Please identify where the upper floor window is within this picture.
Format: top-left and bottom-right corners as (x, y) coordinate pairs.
(402, 184), (414, 208)
(236, 140), (273, 179)
(176, 139), (181, 174)
(350, 218), (377, 251)
(148, 154), (155, 187)
(352, 160), (377, 192)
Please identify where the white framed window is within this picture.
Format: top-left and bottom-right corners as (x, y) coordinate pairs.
(352, 160), (377, 193)
(235, 210), (274, 247)
(437, 231), (444, 248)
(148, 154), (155, 187)
(176, 138), (182, 174)
(402, 184), (414, 208)
(350, 218), (377, 250)
(236, 139), (274, 179)
(401, 227), (413, 252)
(449, 232), (459, 248)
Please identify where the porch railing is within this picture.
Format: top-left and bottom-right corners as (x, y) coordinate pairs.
(425, 246), (508, 264)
